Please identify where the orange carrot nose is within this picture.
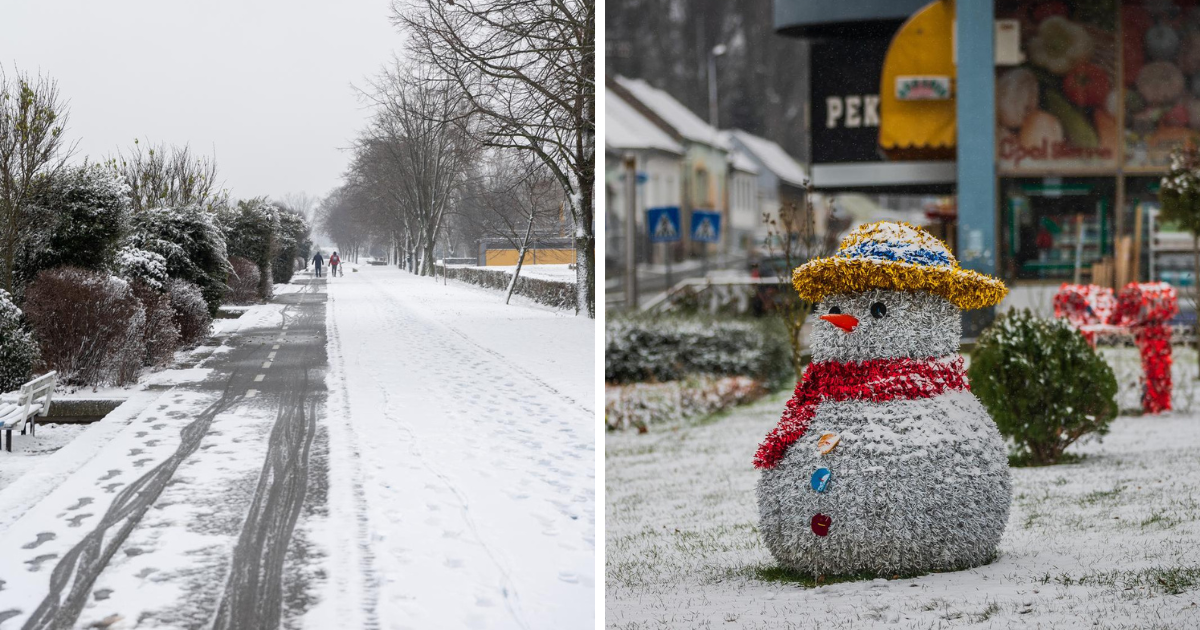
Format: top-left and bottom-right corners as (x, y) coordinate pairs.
(820, 313), (859, 332)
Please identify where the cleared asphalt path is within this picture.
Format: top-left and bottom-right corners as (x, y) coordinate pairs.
(8, 278), (327, 630)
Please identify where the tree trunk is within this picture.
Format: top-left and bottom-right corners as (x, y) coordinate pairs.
(506, 210), (536, 305)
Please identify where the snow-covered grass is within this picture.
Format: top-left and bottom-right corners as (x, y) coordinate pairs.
(605, 390), (1200, 628)
(0, 423), (91, 491)
(482, 263), (576, 282)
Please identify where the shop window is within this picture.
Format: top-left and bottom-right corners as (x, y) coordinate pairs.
(1123, 1), (1200, 170)
(995, 1), (1117, 174)
(1001, 178), (1115, 281)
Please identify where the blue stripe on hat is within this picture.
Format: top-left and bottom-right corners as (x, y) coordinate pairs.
(837, 241), (954, 268)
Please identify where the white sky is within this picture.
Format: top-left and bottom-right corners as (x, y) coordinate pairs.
(0, 0), (401, 202)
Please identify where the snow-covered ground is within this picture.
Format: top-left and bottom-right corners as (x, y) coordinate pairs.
(306, 266), (595, 629)
(606, 389), (1200, 629)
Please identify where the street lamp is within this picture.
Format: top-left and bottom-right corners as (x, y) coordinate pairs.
(708, 43), (727, 129)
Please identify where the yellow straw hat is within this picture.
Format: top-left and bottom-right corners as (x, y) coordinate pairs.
(792, 221), (1007, 311)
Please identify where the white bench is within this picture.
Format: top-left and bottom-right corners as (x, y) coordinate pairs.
(0, 371), (57, 452)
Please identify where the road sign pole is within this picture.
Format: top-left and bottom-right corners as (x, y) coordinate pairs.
(624, 155), (638, 310)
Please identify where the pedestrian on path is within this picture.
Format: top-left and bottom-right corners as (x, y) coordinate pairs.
(312, 252), (324, 278)
(330, 251), (341, 278)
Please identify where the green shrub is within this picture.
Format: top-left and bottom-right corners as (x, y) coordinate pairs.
(127, 205), (229, 315)
(969, 309), (1118, 466)
(0, 290), (38, 392)
(605, 315), (791, 386)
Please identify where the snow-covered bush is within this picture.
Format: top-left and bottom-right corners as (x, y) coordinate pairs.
(127, 205), (229, 315)
(0, 290), (38, 392)
(23, 267), (146, 386)
(115, 246), (169, 291)
(605, 375), (766, 431)
(970, 308), (1118, 465)
(605, 316), (791, 385)
(15, 163), (132, 289)
(131, 281), (180, 367)
(223, 199), (278, 299)
(226, 256), (261, 304)
(168, 279), (212, 346)
(273, 209), (310, 285)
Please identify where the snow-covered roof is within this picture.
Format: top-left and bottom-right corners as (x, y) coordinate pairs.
(613, 75), (729, 149)
(728, 149), (759, 175)
(727, 129), (808, 188)
(606, 89), (684, 155)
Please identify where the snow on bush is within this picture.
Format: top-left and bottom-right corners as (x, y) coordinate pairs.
(226, 256), (261, 304)
(970, 308), (1118, 465)
(436, 264), (577, 310)
(605, 375), (766, 431)
(222, 199), (278, 299)
(0, 290), (38, 392)
(115, 246), (169, 291)
(127, 205), (229, 315)
(168, 279), (212, 346)
(605, 316), (790, 385)
(23, 268), (147, 386)
(273, 209), (310, 285)
(131, 281), (181, 367)
(15, 164), (131, 289)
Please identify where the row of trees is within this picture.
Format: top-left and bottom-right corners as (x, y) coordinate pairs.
(0, 67), (311, 389)
(316, 0), (595, 316)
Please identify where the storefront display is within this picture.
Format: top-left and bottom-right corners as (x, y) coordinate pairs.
(1001, 178), (1114, 280)
(1123, 0), (1200, 169)
(996, 1), (1118, 173)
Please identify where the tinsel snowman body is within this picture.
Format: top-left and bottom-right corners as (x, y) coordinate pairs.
(756, 289), (1011, 576)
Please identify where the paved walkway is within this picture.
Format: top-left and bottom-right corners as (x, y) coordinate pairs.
(0, 278), (328, 629)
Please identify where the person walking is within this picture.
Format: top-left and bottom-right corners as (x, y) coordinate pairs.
(312, 251), (324, 278)
(330, 251), (341, 278)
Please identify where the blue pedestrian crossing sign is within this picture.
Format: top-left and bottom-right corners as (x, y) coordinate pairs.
(690, 210), (722, 243)
(647, 207), (681, 243)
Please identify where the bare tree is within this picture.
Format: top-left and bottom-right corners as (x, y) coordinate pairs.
(112, 139), (226, 212)
(358, 62), (478, 276)
(395, 0), (596, 316)
(0, 67), (75, 293)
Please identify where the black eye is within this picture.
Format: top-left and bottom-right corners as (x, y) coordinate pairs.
(827, 305), (841, 315)
(870, 302), (887, 319)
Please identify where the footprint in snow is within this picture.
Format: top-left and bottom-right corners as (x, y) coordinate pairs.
(66, 514), (92, 528)
(129, 448), (143, 456)
(103, 483), (123, 493)
(22, 532), (55, 549)
(67, 497), (93, 511)
(93, 589), (113, 601)
(99, 470), (121, 481)
(133, 458), (153, 468)
(25, 554), (58, 572)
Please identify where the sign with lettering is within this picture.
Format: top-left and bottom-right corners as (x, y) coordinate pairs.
(810, 36), (893, 164)
(895, 76), (952, 100)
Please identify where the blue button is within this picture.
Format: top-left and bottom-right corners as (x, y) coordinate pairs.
(811, 468), (831, 493)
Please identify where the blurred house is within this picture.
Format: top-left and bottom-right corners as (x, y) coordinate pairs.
(604, 86), (685, 272)
(721, 129), (814, 253)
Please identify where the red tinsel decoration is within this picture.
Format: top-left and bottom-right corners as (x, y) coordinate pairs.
(1054, 284), (1117, 345)
(1112, 283), (1179, 414)
(753, 357), (970, 469)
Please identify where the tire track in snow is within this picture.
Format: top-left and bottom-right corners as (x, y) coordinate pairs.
(211, 280), (324, 630)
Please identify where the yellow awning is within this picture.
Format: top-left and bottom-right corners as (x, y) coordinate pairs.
(879, 0), (957, 160)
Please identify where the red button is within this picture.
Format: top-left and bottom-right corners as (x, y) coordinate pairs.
(811, 513), (832, 536)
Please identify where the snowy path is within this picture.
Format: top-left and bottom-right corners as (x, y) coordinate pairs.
(307, 266), (595, 630)
(0, 279), (328, 629)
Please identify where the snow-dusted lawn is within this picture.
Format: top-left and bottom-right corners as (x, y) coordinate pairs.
(606, 391), (1200, 629)
(451, 263), (577, 284)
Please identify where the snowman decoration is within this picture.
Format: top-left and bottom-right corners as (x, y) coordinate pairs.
(755, 221), (1011, 576)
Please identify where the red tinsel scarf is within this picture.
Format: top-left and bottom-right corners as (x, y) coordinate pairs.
(753, 356), (970, 469)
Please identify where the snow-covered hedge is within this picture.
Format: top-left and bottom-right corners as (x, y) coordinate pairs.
(169, 279), (211, 346)
(970, 309), (1118, 465)
(605, 376), (766, 431)
(127, 205), (230, 315)
(115, 246), (169, 291)
(23, 267), (146, 386)
(434, 264), (577, 310)
(131, 281), (181, 368)
(226, 256), (261, 304)
(0, 290), (38, 392)
(605, 316), (791, 385)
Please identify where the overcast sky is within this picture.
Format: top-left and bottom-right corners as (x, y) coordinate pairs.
(0, 0), (400, 203)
